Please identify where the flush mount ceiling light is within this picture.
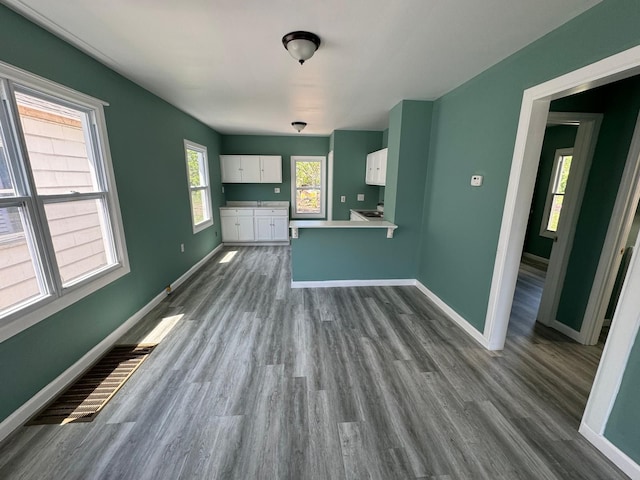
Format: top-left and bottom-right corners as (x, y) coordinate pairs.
(291, 121), (307, 133)
(282, 31), (321, 65)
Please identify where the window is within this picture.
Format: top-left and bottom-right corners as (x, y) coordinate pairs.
(291, 156), (326, 218)
(541, 148), (573, 238)
(0, 61), (128, 341)
(184, 140), (212, 233)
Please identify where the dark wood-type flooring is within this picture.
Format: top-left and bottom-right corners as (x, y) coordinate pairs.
(0, 247), (627, 479)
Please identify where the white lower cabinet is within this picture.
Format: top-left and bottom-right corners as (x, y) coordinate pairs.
(220, 207), (289, 243)
(254, 209), (289, 241)
(220, 209), (255, 242)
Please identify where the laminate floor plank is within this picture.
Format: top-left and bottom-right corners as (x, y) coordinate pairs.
(0, 249), (628, 479)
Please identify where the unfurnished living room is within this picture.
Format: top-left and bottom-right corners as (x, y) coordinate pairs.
(0, 1), (639, 479)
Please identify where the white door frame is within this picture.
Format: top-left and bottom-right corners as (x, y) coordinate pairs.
(536, 113), (602, 339)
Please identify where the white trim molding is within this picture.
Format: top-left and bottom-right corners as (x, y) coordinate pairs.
(0, 243), (222, 443)
(291, 278), (415, 289)
(521, 252), (550, 267)
(415, 281), (490, 349)
(579, 423), (640, 480)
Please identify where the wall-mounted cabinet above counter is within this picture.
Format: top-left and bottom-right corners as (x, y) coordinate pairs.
(220, 155), (282, 183)
(365, 148), (388, 186)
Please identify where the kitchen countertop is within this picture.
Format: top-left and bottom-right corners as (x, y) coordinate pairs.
(221, 201), (289, 209)
(289, 219), (397, 238)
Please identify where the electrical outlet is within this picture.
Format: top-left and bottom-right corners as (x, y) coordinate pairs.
(274, 187), (280, 193)
(357, 193), (365, 201)
(340, 195), (346, 203)
(180, 243), (184, 253)
(471, 175), (483, 187)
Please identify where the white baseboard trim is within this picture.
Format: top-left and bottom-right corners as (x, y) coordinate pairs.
(579, 422), (640, 479)
(0, 243), (223, 444)
(170, 244), (223, 291)
(415, 281), (490, 349)
(522, 252), (550, 266)
(223, 241), (289, 247)
(549, 319), (582, 342)
(291, 278), (416, 289)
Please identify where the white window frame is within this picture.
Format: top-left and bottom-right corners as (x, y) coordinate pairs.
(0, 60), (129, 343)
(540, 147), (574, 239)
(184, 140), (213, 234)
(291, 155), (326, 219)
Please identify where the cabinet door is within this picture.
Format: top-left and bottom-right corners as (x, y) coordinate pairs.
(365, 153), (375, 185)
(254, 217), (273, 241)
(220, 155), (242, 183)
(240, 156), (261, 183)
(260, 156), (282, 183)
(377, 148), (388, 186)
(220, 216), (239, 242)
(236, 216), (255, 241)
(272, 216), (289, 241)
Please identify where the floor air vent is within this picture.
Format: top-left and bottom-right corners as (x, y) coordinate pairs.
(28, 344), (156, 425)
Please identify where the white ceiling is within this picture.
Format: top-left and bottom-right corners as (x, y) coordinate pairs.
(5, 0), (601, 135)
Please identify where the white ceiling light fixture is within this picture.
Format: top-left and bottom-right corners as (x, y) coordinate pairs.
(291, 121), (307, 133)
(282, 31), (321, 65)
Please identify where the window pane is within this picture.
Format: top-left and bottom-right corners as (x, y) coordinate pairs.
(296, 160), (321, 188)
(187, 149), (205, 187)
(554, 155), (572, 195)
(16, 91), (100, 195)
(191, 189), (210, 225)
(0, 127), (16, 197)
(0, 206), (44, 315)
(546, 194), (564, 232)
(43, 199), (114, 286)
(296, 188), (321, 214)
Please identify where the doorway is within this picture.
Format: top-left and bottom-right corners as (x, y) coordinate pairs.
(483, 45), (640, 476)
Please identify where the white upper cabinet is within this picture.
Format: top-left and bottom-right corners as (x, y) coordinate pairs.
(365, 148), (388, 186)
(259, 156), (283, 183)
(220, 155), (282, 183)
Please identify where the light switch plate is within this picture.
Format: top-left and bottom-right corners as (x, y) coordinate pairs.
(274, 187), (280, 193)
(471, 175), (483, 187)
(357, 193), (365, 201)
(340, 195), (346, 203)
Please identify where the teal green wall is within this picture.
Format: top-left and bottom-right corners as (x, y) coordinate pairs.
(332, 130), (383, 220)
(416, 0), (640, 332)
(523, 125), (578, 260)
(291, 101), (433, 282)
(382, 129), (389, 148)
(220, 135), (329, 212)
(552, 76), (640, 331)
(605, 330), (640, 464)
(291, 229), (412, 280)
(0, 5), (223, 422)
(384, 101), (433, 225)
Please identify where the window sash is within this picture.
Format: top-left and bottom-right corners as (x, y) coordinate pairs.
(0, 63), (128, 337)
(184, 140), (212, 233)
(291, 156), (326, 219)
(540, 148), (573, 239)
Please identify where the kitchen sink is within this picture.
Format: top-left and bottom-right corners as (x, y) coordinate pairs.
(356, 210), (384, 218)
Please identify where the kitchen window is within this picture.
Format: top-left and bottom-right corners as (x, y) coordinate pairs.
(540, 147), (573, 238)
(0, 61), (129, 341)
(291, 156), (326, 219)
(184, 140), (213, 233)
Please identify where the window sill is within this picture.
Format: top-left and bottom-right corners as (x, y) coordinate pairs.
(0, 263), (130, 344)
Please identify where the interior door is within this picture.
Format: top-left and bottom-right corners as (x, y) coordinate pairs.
(537, 113), (602, 331)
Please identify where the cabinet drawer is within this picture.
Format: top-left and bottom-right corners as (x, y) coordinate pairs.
(254, 209), (288, 217)
(220, 208), (254, 216)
